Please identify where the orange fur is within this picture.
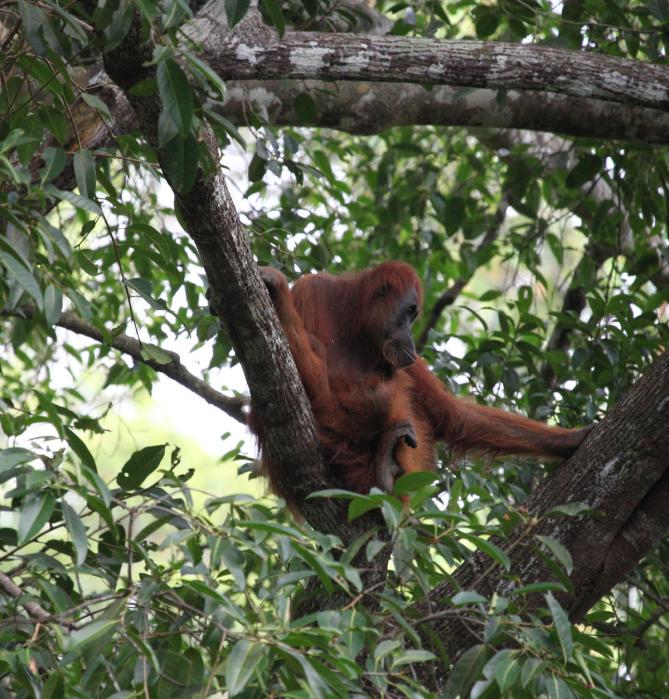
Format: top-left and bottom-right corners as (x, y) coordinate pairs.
(255, 262), (587, 503)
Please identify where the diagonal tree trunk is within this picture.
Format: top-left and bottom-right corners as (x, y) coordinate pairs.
(410, 350), (669, 690)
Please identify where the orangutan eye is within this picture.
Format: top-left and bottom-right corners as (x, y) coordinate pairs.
(407, 304), (418, 320)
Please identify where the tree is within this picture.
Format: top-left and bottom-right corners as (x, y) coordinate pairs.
(1, 0), (669, 696)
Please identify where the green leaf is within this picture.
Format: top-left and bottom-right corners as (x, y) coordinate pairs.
(514, 581), (566, 595)
(443, 196), (465, 235)
(391, 649), (436, 668)
(40, 147), (67, 183)
(43, 184), (102, 215)
(41, 673), (64, 699)
(521, 657), (544, 688)
(294, 93), (317, 123)
(494, 651), (521, 692)
(18, 0), (49, 55)
(43, 285), (63, 326)
(566, 155), (602, 188)
(18, 493), (55, 545)
(452, 590), (487, 606)
(443, 644), (489, 699)
(81, 92), (112, 119)
(76, 250), (98, 276)
(248, 153), (267, 182)
(103, 0), (134, 51)
(474, 5), (500, 37)
(0, 250), (43, 310)
(157, 58), (194, 140)
(204, 108), (246, 146)
(260, 0), (285, 36)
(66, 619), (118, 652)
(537, 535), (573, 575)
(64, 426), (97, 472)
(226, 639), (264, 696)
(393, 470), (435, 494)
(545, 592), (573, 663)
(545, 673), (575, 699)
(225, 0), (251, 27)
(141, 343), (175, 365)
(282, 650), (330, 699)
(460, 532), (512, 572)
(80, 464), (111, 508)
(186, 53), (227, 99)
(39, 105), (69, 144)
(159, 131), (199, 192)
(73, 148), (96, 200)
(375, 639), (401, 663)
(548, 502), (591, 517)
(125, 277), (165, 310)
(236, 520), (301, 537)
(0, 447), (36, 473)
(117, 444), (166, 489)
(15, 116), (41, 164)
(62, 501), (88, 566)
(41, 221), (73, 259)
(348, 494), (380, 519)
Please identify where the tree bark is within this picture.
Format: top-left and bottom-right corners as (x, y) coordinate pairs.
(98, 9), (327, 517)
(207, 32), (669, 112)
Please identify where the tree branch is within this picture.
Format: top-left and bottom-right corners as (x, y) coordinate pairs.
(55, 311), (249, 424)
(0, 570), (74, 628)
(411, 351), (669, 690)
(94, 7), (394, 556)
(37, 0), (669, 200)
(99, 8), (323, 504)
(220, 81), (669, 143)
(2, 307), (248, 424)
(207, 33), (669, 113)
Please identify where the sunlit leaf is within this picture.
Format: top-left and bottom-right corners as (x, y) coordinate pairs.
(18, 493), (55, 544)
(62, 500), (88, 566)
(0, 251), (43, 310)
(546, 592), (574, 663)
(226, 640), (264, 696)
(117, 444), (166, 489)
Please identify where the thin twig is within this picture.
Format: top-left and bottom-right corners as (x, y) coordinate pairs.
(0, 570), (75, 629)
(2, 306), (248, 423)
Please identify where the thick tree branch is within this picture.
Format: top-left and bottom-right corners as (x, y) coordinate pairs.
(206, 33), (669, 113)
(220, 81), (669, 143)
(38, 0), (669, 197)
(99, 10), (324, 510)
(96, 8), (392, 562)
(411, 351), (669, 690)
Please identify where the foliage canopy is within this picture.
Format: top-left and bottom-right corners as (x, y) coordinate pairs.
(1, 0), (669, 696)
